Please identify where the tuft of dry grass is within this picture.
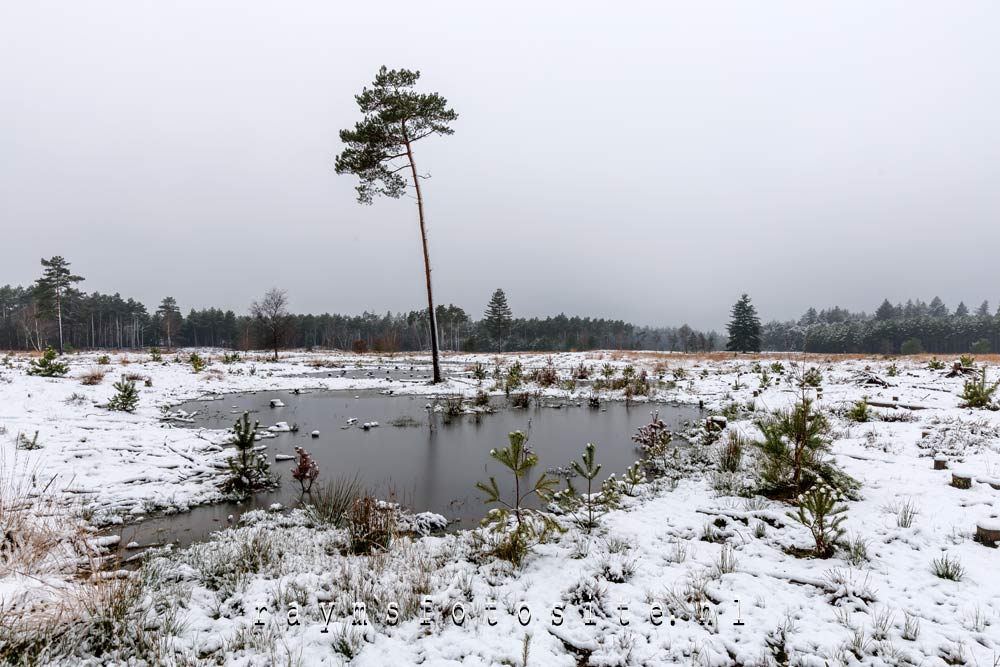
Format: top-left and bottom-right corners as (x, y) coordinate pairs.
(79, 369), (106, 386)
(0, 452), (90, 578)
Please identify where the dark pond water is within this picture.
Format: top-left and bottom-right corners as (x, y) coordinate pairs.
(112, 391), (700, 555)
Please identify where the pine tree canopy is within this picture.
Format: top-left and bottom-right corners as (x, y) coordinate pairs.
(334, 66), (458, 204)
(484, 288), (513, 351)
(726, 293), (762, 352)
(35, 256), (83, 305)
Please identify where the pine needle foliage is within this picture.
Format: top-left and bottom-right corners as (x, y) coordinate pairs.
(475, 431), (561, 565)
(787, 481), (847, 557)
(554, 443), (620, 533)
(26, 347), (68, 377)
(753, 391), (859, 499)
(220, 412), (277, 497)
(106, 379), (139, 413)
(959, 367), (999, 410)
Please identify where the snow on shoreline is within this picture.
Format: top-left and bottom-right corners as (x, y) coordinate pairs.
(2, 349), (1000, 666)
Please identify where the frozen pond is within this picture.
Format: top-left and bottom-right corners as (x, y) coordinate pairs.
(113, 391), (700, 553)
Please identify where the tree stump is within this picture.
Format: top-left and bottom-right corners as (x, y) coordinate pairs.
(951, 472), (972, 489)
(975, 519), (1000, 547)
(934, 454), (948, 470)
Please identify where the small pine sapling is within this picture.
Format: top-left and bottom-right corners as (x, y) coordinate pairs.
(753, 390), (858, 498)
(555, 443), (620, 533)
(472, 362), (487, 382)
(107, 379), (139, 412)
(787, 480), (847, 557)
(621, 462), (646, 496)
(291, 446), (320, 494)
(759, 368), (772, 389)
(504, 360), (524, 395)
(26, 347), (69, 377)
(149, 347), (162, 362)
(801, 367), (822, 387)
(846, 399), (871, 423)
(220, 412), (277, 497)
(959, 367), (999, 410)
(475, 430), (561, 565)
(189, 352), (206, 373)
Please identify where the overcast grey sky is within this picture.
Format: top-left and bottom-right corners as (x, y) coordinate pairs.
(2, 1), (998, 330)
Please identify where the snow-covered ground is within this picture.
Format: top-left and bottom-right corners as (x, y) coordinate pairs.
(1, 349), (999, 666)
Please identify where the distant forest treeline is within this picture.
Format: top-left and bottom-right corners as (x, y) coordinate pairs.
(0, 283), (722, 353)
(763, 298), (1000, 354)
(4, 274), (997, 355)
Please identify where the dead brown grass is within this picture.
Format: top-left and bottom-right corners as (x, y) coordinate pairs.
(79, 369), (106, 385)
(0, 452), (90, 578)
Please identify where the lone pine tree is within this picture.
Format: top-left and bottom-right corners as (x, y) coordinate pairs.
(726, 293), (762, 352)
(483, 288), (512, 352)
(157, 297), (181, 349)
(335, 66), (457, 384)
(35, 256), (83, 354)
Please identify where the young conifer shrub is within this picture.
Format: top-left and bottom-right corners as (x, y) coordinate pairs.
(801, 367), (823, 387)
(26, 347), (69, 378)
(504, 360), (524, 394)
(188, 352), (206, 373)
(787, 480), (847, 557)
(475, 430), (561, 566)
(846, 400), (871, 423)
(106, 379), (139, 412)
(220, 412), (277, 497)
(959, 367), (999, 410)
(554, 443), (620, 533)
(621, 462), (646, 496)
(753, 391), (859, 498)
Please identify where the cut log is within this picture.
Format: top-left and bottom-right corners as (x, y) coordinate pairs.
(951, 472), (973, 489)
(933, 454), (948, 470)
(975, 519), (1000, 547)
